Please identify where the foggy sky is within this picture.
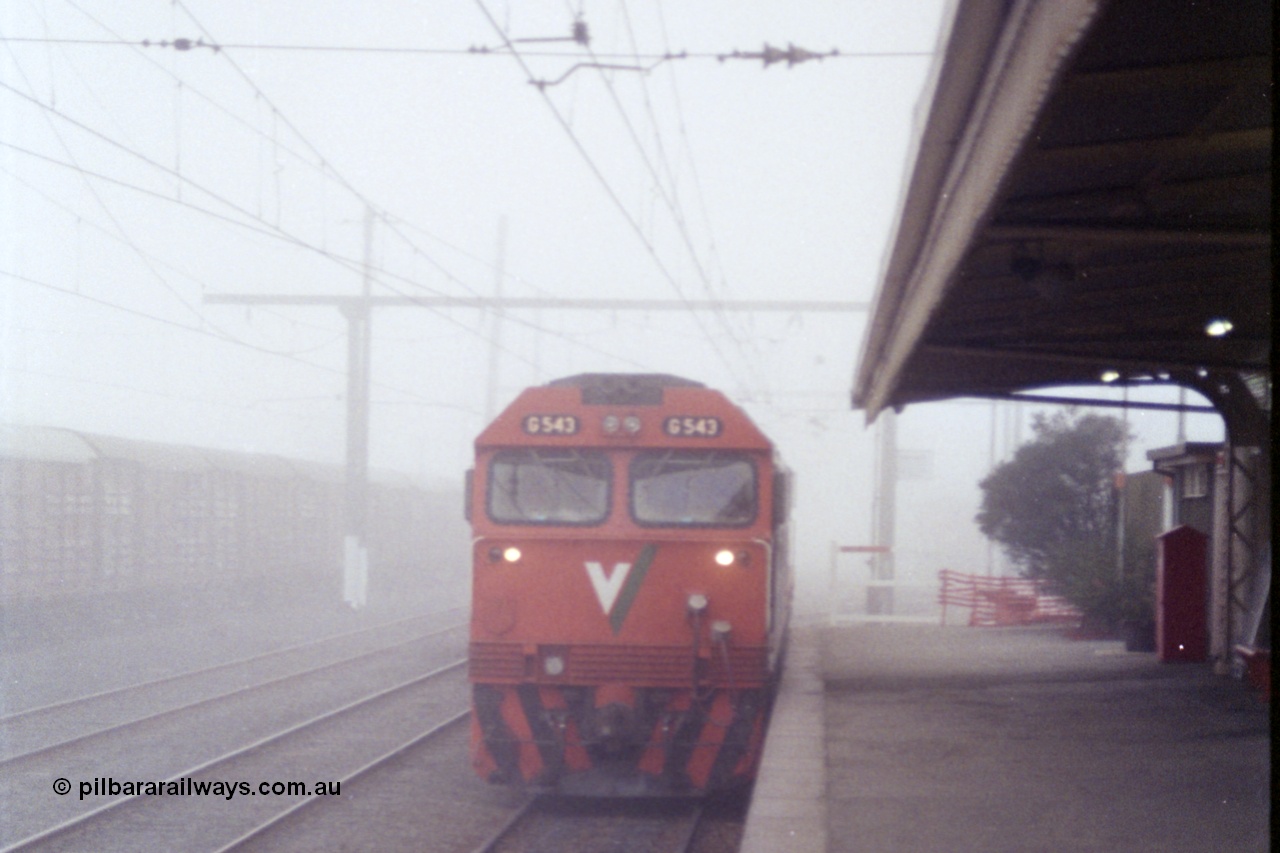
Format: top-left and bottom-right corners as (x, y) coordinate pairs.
(1, 1), (1224, 587)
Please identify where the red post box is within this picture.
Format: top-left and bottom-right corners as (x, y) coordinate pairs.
(1156, 525), (1208, 662)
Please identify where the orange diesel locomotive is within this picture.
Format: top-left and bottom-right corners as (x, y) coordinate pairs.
(467, 373), (793, 796)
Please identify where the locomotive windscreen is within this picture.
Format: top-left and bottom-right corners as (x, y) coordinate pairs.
(629, 450), (756, 527)
(487, 448), (611, 525)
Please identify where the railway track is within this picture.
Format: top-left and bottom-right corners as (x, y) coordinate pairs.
(2, 607), (465, 719)
(472, 797), (718, 853)
(210, 709), (472, 852)
(0, 611), (467, 762)
(1, 660), (469, 852)
(3, 602), (753, 851)
(0, 617), (472, 852)
(206, 706), (527, 853)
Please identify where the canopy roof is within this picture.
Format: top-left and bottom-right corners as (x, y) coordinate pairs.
(853, 0), (1270, 443)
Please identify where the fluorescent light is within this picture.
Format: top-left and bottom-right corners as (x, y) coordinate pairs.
(1204, 318), (1234, 337)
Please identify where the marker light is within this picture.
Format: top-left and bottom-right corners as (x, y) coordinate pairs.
(714, 549), (735, 567)
(710, 620), (732, 642)
(503, 547), (522, 563)
(687, 593), (709, 615)
(1100, 370), (1121, 383)
(543, 655), (565, 676)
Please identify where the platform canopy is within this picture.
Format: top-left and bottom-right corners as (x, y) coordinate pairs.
(852, 0), (1271, 444)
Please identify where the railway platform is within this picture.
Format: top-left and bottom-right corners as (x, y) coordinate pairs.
(741, 618), (1270, 853)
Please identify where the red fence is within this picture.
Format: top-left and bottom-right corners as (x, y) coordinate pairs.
(938, 569), (1082, 627)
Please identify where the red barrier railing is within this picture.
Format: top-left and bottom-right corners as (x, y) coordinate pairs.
(938, 569), (1082, 627)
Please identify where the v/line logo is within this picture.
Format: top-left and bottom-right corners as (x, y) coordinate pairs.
(584, 544), (657, 634)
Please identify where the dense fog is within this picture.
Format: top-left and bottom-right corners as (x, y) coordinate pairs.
(1, 0), (1224, 619)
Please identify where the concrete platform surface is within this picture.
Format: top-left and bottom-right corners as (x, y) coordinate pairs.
(743, 621), (1269, 853)
(739, 622), (827, 853)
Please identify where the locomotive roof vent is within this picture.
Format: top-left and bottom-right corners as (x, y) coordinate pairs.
(548, 373), (703, 406)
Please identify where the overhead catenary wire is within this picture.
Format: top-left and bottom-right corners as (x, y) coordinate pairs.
(610, 0), (770, 395)
(0, 160), (349, 353)
(162, 0), (685, 379)
(55, 0), (347, 210)
(1, 137), (665, 379)
(471, 0), (754, 400)
(169, 0), (496, 306)
(0, 266), (476, 411)
(0, 17), (496, 370)
(1, 18), (379, 358)
(0, 39), (227, 336)
(0, 85), (665, 376)
(574, 2), (765, 393)
(3, 4), (897, 413)
(0, 34), (931, 62)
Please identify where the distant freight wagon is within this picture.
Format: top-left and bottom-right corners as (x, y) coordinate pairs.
(0, 425), (459, 603)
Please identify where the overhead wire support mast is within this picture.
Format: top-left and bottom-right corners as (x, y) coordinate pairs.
(204, 290), (868, 608)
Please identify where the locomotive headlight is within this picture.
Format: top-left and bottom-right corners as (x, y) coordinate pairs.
(687, 593), (709, 615)
(710, 620), (732, 642)
(714, 549), (735, 567)
(543, 655), (565, 676)
(602, 415), (620, 433)
(623, 415), (642, 434)
(486, 545), (522, 563)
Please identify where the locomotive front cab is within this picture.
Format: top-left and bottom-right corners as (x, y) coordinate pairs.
(467, 374), (790, 795)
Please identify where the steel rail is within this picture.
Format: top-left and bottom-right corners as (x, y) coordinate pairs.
(0, 659), (468, 852)
(673, 804), (705, 853)
(0, 609), (463, 723)
(212, 708), (473, 852)
(467, 797), (539, 853)
(468, 799), (705, 853)
(0, 622), (466, 767)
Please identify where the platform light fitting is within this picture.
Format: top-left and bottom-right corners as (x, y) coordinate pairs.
(1204, 318), (1233, 337)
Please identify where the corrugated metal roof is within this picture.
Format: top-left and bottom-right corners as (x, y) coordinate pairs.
(0, 425), (350, 484)
(77, 433), (212, 472)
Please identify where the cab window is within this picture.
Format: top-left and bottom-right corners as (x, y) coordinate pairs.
(630, 450), (756, 527)
(487, 449), (610, 525)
